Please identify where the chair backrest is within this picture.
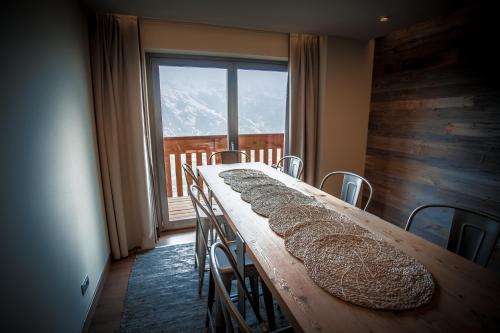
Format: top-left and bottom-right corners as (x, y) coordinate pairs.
(182, 163), (197, 182)
(189, 184), (230, 247)
(274, 155), (303, 179)
(319, 171), (373, 210)
(209, 150), (248, 164)
(210, 242), (269, 333)
(182, 163), (198, 194)
(406, 204), (500, 267)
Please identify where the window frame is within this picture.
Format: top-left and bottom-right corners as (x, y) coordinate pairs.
(146, 53), (289, 229)
(147, 53), (288, 150)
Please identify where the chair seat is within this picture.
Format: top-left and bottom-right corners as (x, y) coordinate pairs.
(215, 242), (255, 275)
(196, 205), (234, 239)
(196, 204), (224, 218)
(212, 205), (224, 216)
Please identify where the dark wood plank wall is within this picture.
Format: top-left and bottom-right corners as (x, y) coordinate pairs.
(365, 6), (500, 264)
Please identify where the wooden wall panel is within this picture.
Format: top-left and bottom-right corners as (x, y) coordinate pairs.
(365, 6), (500, 267)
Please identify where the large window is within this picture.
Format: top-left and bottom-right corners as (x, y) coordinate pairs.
(148, 54), (288, 206)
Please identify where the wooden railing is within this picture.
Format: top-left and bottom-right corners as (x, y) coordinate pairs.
(163, 133), (285, 197)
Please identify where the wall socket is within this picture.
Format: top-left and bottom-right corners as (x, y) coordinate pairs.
(81, 275), (90, 296)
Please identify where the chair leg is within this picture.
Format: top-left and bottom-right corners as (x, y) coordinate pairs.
(248, 275), (260, 312)
(198, 255), (206, 296)
(197, 219), (210, 296)
(214, 272), (233, 333)
(206, 270), (215, 328)
(262, 278), (276, 330)
(194, 221), (199, 269)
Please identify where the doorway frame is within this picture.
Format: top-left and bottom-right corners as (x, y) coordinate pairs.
(146, 53), (288, 230)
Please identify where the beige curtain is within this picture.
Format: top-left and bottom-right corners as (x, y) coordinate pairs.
(89, 13), (156, 259)
(288, 33), (324, 185)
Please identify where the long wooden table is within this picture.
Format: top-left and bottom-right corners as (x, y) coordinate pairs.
(198, 162), (500, 332)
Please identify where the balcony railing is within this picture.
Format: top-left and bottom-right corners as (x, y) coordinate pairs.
(163, 133), (285, 197)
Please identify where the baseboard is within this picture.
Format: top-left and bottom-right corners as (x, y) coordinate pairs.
(81, 256), (110, 333)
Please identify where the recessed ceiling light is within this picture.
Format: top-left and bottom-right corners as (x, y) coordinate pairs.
(379, 16), (390, 22)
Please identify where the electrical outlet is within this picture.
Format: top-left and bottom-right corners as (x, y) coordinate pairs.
(81, 275), (90, 296)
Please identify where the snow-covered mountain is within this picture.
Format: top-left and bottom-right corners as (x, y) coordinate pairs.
(159, 66), (287, 137)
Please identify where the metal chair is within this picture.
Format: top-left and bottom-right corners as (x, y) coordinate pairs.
(272, 155), (303, 179)
(319, 171), (373, 210)
(182, 162), (229, 235)
(209, 150), (249, 164)
(210, 242), (293, 333)
(406, 204), (500, 267)
(182, 162), (199, 188)
(182, 163), (212, 271)
(189, 185), (276, 330)
(188, 183), (240, 295)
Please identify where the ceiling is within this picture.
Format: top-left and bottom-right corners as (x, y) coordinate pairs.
(82, 0), (466, 40)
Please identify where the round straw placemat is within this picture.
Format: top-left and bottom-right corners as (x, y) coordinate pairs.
(222, 170), (268, 185)
(219, 169), (265, 180)
(268, 205), (340, 236)
(241, 184), (298, 203)
(230, 177), (284, 193)
(224, 173), (269, 186)
(251, 193), (323, 217)
(284, 218), (376, 261)
(303, 235), (435, 310)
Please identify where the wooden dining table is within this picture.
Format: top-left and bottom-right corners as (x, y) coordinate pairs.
(197, 162), (500, 333)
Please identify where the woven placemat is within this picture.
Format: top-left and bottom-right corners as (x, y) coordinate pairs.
(222, 171), (269, 186)
(303, 235), (435, 310)
(224, 174), (269, 186)
(268, 205), (340, 236)
(241, 184), (298, 203)
(251, 193), (323, 218)
(284, 218), (376, 261)
(230, 177), (284, 193)
(218, 169), (265, 179)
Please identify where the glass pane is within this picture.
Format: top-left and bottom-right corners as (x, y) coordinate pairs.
(159, 65), (228, 137)
(237, 69), (287, 134)
(159, 65), (228, 201)
(237, 69), (287, 164)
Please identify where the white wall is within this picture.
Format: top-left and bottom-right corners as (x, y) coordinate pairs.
(0, 1), (109, 332)
(140, 19), (288, 60)
(317, 36), (374, 192)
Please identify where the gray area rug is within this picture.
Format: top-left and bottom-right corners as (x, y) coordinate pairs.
(120, 243), (289, 332)
(120, 243), (207, 333)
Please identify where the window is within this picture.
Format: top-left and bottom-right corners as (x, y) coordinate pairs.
(159, 65), (228, 137)
(237, 68), (288, 135)
(150, 55), (288, 151)
(148, 54), (288, 224)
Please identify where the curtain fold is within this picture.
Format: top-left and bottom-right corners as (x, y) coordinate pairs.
(288, 33), (323, 185)
(138, 19), (169, 233)
(89, 13), (156, 259)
